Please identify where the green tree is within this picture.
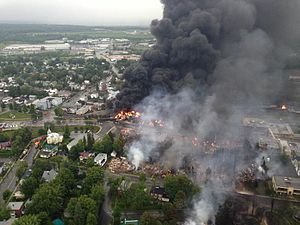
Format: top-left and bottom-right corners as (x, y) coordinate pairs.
(63, 125), (70, 139)
(16, 161), (28, 180)
(2, 190), (12, 203)
(86, 132), (95, 151)
(12, 215), (41, 225)
(162, 203), (178, 225)
(26, 183), (64, 217)
(74, 126), (79, 133)
(38, 128), (47, 136)
(112, 204), (121, 225)
(67, 195), (96, 225)
(174, 191), (186, 209)
(54, 107), (64, 117)
(74, 202), (85, 225)
(90, 184), (105, 204)
(1, 102), (6, 110)
(140, 212), (162, 225)
(8, 103), (13, 110)
(0, 205), (10, 221)
(86, 213), (97, 225)
(69, 140), (85, 161)
(44, 122), (55, 131)
(82, 167), (104, 194)
(66, 198), (77, 216)
(20, 177), (39, 199)
(164, 175), (199, 201)
(113, 136), (124, 155)
(83, 136), (87, 148)
(54, 167), (76, 198)
(93, 134), (113, 154)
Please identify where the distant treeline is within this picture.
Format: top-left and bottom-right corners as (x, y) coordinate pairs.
(0, 24), (151, 44)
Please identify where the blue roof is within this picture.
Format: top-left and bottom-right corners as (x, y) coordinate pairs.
(53, 219), (64, 225)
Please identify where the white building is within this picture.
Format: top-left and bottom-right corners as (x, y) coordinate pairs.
(90, 93), (99, 99)
(50, 97), (63, 106)
(94, 153), (108, 167)
(32, 97), (62, 110)
(46, 129), (63, 145)
(32, 99), (51, 110)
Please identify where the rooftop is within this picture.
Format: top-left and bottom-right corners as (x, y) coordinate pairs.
(121, 219), (139, 225)
(52, 219), (64, 225)
(7, 202), (24, 210)
(42, 169), (58, 182)
(273, 176), (300, 189)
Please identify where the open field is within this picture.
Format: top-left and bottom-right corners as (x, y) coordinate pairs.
(0, 111), (32, 121)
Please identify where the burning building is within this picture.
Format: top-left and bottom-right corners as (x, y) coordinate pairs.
(114, 0), (300, 224)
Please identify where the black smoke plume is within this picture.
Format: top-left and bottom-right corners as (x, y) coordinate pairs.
(115, 0), (300, 224)
(116, 0), (300, 110)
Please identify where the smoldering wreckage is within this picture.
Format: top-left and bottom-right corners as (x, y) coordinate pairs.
(112, 0), (300, 224)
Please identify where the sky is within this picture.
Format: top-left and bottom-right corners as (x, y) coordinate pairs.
(0, 0), (163, 26)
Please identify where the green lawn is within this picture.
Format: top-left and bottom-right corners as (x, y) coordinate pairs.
(0, 111), (32, 121)
(29, 125), (100, 138)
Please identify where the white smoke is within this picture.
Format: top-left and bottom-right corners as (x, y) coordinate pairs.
(185, 181), (228, 225)
(127, 144), (144, 169)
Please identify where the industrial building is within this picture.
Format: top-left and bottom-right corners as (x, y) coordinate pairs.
(3, 43), (71, 54)
(32, 97), (62, 110)
(272, 176), (300, 195)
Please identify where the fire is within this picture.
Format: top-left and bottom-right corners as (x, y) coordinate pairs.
(281, 105), (287, 110)
(114, 110), (141, 121)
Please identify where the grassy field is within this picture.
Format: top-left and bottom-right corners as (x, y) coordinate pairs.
(0, 125), (100, 141)
(0, 111), (32, 121)
(29, 125), (100, 138)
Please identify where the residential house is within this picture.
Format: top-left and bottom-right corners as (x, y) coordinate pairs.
(150, 186), (170, 202)
(94, 153), (108, 167)
(28, 95), (37, 101)
(79, 152), (94, 161)
(7, 202), (24, 218)
(42, 169), (58, 182)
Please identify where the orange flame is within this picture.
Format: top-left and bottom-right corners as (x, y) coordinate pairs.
(281, 105), (287, 110)
(114, 110), (142, 121)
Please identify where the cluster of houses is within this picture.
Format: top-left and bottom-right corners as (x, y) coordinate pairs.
(7, 168), (63, 225)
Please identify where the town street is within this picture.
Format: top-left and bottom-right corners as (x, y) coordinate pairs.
(0, 144), (38, 203)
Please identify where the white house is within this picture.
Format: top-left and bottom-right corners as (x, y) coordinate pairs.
(94, 153), (108, 167)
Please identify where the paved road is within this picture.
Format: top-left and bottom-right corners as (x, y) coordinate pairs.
(96, 53), (122, 78)
(0, 144), (38, 203)
(95, 121), (115, 141)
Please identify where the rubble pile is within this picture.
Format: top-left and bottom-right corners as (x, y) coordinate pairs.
(237, 166), (256, 184)
(142, 163), (175, 178)
(108, 158), (135, 173)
